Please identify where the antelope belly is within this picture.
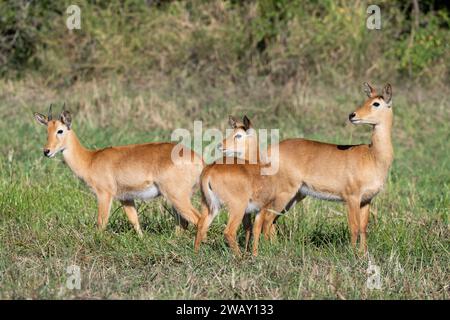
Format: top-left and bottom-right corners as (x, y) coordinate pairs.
(299, 184), (342, 202)
(118, 185), (160, 201)
(245, 201), (260, 214)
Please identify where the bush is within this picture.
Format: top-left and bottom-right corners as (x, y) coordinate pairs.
(390, 9), (450, 81)
(0, 0), (448, 86)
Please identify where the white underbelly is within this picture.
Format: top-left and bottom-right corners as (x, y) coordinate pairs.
(245, 201), (260, 214)
(361, 189), (380, 203)
(299, 184), (342, 202)
(117, 185), (160, 201)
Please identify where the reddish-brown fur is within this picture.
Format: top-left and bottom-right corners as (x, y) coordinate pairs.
(261, 83), (394, 254)
(194, 116), (282, 256)
(34, 106), (203, 236)
(196, 83), (394, 256)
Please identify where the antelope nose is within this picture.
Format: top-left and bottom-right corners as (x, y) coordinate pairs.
(43, 149), (50, 157)
(349, 112), (356, 120)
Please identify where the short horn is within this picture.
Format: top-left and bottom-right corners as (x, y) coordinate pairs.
(48, 104), (53, 120)
(62, 102), (66, 112)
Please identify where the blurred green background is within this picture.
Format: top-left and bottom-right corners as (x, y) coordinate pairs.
(1, 0), (449, 85)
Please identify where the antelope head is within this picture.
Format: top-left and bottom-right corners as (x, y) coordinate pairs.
(349, 83), (393, 126)
(34, 103), (72, 158)
(218, 115), (258, 161)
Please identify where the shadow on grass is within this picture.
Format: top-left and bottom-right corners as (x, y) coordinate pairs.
(107, 203), (177, 236)
(307, 222), (349, 248)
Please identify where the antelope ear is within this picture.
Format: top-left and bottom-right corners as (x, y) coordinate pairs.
(363, 82), (376, 98)
(382, 83), (392, 106)
(243, 115), (252, 131)
(60, 111), (72, 129)
(228, 115), (238, 128)
(34, 112), (48, 126)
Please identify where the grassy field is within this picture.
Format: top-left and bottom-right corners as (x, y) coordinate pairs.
(0, 77), (448, 299)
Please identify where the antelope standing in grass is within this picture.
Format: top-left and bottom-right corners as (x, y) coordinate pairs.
(34, 104), (203, 235)
(194, 116), (283, 256)
(260, 83), (394, 254)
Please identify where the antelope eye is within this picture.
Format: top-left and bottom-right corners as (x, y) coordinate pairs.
(235, 134), (242, 139)
(57, 129), (63, 134)
(373, 102), (380, 107)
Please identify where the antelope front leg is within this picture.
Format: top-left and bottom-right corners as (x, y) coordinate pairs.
(252, 211), (265, 256)
(121, 200), (143, 237)
(345, 196), (361, 249)
(243, 214), (252, 253)
(262, 211), (278, 241)
(359, 203), (370, 254)
(96, 192), (113, 231)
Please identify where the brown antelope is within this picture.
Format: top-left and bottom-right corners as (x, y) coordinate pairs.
(260, 83), (394, 254)
(34, 104), (203, 235)
(194, 116), (284, 256)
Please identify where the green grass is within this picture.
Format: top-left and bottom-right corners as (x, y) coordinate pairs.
(0, 78), (448, 299)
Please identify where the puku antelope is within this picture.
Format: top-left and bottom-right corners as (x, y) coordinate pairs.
(194, 116), (283, 256)
(261, 83), (394, 253)
(34, 104), (203, 235)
